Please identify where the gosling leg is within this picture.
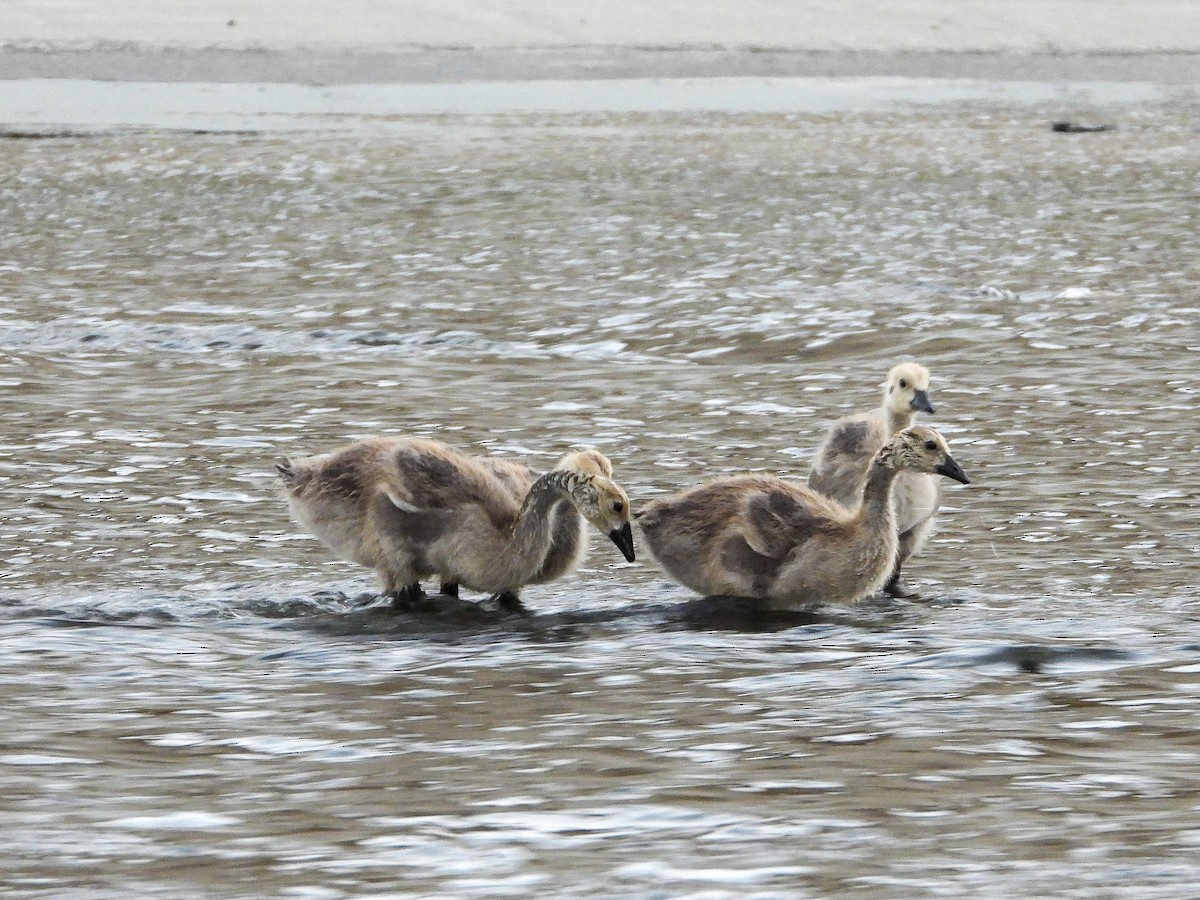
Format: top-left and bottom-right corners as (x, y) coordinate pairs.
(883, 566), (919, 599)
(390, 583), (426, 611)
(439, 582), (459, 598)
(886, 526), (926, 599)
(489, 591), (528, 615)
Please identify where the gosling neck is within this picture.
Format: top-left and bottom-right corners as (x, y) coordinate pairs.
(884, 400), (918, 435)
(509, 470), (586, 570)
(859, 457), (901, 527)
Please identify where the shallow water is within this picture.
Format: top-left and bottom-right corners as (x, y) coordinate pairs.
(3, 92), (1200, 897)
(2, 77), (1189, 131)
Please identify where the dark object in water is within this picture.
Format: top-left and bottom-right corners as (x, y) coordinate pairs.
(1052, 121), (1117, 134)
(1, 130), (100, 139)
(1017, 657), (1042, 674)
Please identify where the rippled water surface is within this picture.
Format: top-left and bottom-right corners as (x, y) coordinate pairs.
(4, 94), (1200, 898)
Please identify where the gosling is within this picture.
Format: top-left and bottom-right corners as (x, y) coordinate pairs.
(808, 361), (940, 597)
(278, 438), (635, 611)
(637, 426), (969, 608)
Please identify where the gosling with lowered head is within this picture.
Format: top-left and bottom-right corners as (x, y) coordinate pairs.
(278, 438), (634, 612)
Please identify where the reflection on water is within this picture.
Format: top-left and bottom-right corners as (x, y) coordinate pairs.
(1, 77), (1190, 131)
(3, 97), (1200, 897)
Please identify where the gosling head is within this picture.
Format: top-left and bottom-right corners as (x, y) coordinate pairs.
(883, 361), (935, 416)
(554, 454), (635, 562)
(879, 425), (970, 484)
(554, 448), (614, 479)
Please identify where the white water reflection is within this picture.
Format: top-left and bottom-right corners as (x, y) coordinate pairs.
(1, 76), (1192, 131)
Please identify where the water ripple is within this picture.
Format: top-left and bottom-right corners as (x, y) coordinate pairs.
(4, 102), (1200, 897)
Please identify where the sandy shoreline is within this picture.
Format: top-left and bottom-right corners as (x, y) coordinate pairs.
(3, 1), (1199, 84)
(3, 45), (1199, 85)
(6, 1), (1200, 52)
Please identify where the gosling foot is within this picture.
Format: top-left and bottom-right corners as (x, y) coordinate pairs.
(487, 591), (528, 615)
(389, 583), (429, 612)
(883, 572), (921, 600)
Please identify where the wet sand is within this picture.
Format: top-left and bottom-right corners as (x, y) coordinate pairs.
(2, 45), (1197, 85)
(2, 0), (1199, 84)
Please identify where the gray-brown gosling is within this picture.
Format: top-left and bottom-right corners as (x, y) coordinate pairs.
(278, 438), (634, 612)
(636, 426), (968, 608)
(808, 361), (940, 597)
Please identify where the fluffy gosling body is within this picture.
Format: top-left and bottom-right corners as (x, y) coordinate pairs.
(278, 438), (634, 611)
(638, 426), (969, 608)
(808, 361), (940, 597)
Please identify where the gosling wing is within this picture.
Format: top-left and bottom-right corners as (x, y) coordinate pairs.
(718, 478), (847, 588)
(382, 440), (523, 531)
(476, 457), (538, 501)
(808, 413), (884, 507)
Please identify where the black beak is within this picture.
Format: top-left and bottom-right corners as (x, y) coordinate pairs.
(609, 522), (636, 562)
(911, 389), (936, 414)
(935, 456), (970, 485)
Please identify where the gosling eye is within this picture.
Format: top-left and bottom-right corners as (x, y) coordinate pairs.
(924, 440), (937, 450)
(612, 501), (625, 514)
(899, 379), (908, 389)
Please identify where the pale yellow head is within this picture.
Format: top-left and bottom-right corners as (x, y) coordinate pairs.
(555, 448), (614, 478)
(882, 362), (935, 418)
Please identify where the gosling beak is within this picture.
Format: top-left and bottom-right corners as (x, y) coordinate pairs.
(911, 389), (936, 414)
(608, 522), (636, 562)
(935, 456), (970, 485)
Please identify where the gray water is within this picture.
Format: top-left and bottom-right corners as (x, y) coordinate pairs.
(3, 91), (1200, 898)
